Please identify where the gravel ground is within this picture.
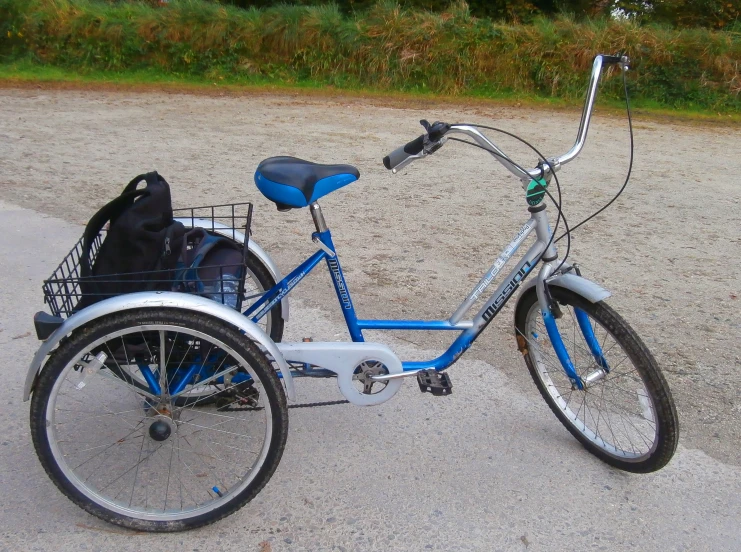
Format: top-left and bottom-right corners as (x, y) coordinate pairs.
(0, 86), (739, 470)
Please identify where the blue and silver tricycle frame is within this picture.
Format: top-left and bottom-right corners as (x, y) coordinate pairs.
(24, 54), (621, 403)
(243, 198), (610, 387)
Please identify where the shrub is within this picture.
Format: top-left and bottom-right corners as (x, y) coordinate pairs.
(3, 0), (740, 110)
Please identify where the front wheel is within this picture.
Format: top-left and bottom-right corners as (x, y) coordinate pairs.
(514, 287), (678, 473)
(30, 308), (289, 531)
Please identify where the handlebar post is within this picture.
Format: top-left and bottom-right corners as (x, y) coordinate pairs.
(382, 53), (627, 179)
(558, 54), (628, 166)
(559, 55), (603, 165)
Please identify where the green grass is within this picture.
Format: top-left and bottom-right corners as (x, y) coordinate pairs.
(4, 58), (740, 124)
(2, 0), (740, 115)
(0, 57), (281, 87)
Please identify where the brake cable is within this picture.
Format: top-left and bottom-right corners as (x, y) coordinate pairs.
(449, 65), (634, 273)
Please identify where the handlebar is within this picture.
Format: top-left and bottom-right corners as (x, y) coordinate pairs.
(383, 135), (424, 170)
(382, 54), (629, 181)
(383, 121), (451, 171)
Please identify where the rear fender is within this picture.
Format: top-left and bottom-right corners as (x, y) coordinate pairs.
(23, 292), (295, 402)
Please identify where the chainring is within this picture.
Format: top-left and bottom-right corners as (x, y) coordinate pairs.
(351, 360), (390, 395)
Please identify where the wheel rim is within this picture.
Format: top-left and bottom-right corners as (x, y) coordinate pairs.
(522, 301), (659, 462)
(44, 324), (273, 521)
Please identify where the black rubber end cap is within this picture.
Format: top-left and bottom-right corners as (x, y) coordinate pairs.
(34, 311), (64, 341)
(383, 156), (391, 170)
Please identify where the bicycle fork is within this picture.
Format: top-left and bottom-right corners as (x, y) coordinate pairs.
(535, 263), (610, 390)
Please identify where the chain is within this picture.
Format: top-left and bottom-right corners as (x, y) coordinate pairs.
(220, 399), (349, 412)
(288, 399), (349, 409)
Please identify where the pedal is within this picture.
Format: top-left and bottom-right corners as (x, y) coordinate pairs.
(416, 369), (453, 396)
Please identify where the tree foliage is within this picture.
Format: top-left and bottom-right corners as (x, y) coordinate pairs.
(615, 0), (740, 29)
(208, 0), (738, 26)
(212, 0), (615, 21)
(6, 0), (739, 111)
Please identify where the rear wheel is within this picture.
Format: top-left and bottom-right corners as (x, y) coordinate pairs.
(242, 252), (284, 344)
(30, 308), (288, 531)
(514, 287), (678, 473)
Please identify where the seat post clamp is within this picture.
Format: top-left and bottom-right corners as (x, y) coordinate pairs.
(312, 235), (336, 257)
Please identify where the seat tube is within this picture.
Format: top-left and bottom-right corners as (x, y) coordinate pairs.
(311, 203), (364, 342)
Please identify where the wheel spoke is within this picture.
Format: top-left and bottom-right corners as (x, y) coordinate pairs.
(159, 330), (169, 395)
(129, 423), (149, 508)
(595, 386), (655, 445)
(598, 394), (625, 453)
(35, 314), (284, 527)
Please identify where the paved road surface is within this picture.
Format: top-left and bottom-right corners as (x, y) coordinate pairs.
(1, 199), (739, 551)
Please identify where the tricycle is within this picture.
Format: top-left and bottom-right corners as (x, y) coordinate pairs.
(24, 54), (678, 531)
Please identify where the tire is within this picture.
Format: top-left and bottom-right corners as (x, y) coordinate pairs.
(514, 287), (678, 473)
(30, 308), (289, 532)
(243, 252), (284, 344)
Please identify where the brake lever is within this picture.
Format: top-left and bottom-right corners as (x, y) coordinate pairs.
(390, 120), (450, 174)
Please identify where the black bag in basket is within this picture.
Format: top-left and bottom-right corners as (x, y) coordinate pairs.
(77, 172), (185, 310)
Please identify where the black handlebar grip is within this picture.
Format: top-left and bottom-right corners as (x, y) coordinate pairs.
(601, 54), (622, 65)
(383, 134), (425, 170)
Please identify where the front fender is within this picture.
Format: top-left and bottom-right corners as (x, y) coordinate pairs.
(515, 272), (611, 314)
(23, 292), (295, 402)
(175, 217), (289, 321)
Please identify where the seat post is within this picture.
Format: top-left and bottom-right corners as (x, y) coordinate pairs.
(310, 202), (328, 233)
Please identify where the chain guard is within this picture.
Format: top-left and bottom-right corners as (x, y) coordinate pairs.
(276, 342), (403, 406)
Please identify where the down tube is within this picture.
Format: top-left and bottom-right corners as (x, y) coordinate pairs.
(402, 242), (545, 372)
(316, 230), (364, 342)
(245, 249), (327, 322)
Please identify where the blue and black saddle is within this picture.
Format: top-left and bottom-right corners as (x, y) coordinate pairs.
(254, 156), (360, 211)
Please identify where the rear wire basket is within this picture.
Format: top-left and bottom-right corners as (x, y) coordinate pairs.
(43, 203), (253, 319)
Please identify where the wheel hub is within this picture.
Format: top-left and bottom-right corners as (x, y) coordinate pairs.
(148, 419), (172, 442)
